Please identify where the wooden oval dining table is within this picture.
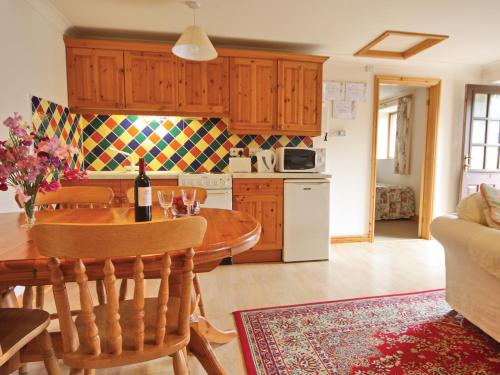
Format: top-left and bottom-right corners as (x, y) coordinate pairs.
(0, 207), (261, 375)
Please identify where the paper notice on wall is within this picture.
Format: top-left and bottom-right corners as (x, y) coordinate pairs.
(333, 100), (356, 120)
(324, 81), (345, 101)
(345, 82), (367, 102)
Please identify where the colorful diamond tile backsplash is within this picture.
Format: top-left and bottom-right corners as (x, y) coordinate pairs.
(31, 96), (83, 170)
(81, 115), (313, 172)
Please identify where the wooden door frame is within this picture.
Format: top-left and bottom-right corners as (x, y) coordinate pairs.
(369, 75), (442, 241)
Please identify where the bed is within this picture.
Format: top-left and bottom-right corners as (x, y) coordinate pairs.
(375, 183), (416, 220)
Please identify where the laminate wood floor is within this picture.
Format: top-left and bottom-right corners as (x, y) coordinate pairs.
(27, 239), (445, 374)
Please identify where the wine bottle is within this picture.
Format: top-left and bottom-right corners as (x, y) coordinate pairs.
(134, 158), (152, 222)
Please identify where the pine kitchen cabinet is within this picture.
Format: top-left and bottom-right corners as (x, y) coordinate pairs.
(66, 47), (125, 111)
(232, 179), (283, 263)
(64, 38), (327, 136)
(124, 51), (178, 112)
(177, 57), (230, 115)
(277, 60), (323, 135)
(229, 57), (277, 134)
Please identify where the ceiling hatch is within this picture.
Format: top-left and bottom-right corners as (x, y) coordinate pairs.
(354, 30), (449, 60)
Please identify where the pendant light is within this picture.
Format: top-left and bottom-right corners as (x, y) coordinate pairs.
(172, 1), (217, 61)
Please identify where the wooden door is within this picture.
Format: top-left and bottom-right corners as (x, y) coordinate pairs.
(67, 47), (124, 110)
(229, 57), (277, 133)
(177, 57), (229, 115)
(459, 85), (500, 198)
(124, 51), (177, 111)
(277, 60), (322, 135)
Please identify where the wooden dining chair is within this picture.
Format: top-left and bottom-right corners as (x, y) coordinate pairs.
(16, 186), (115, 309)
(125, 186), (208, 316)
(32, 217), (207, 375)
(0, 308), (60, 375)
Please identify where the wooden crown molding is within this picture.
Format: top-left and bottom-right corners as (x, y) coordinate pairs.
(354, 30), (449, 60)
(63, 37), (329, 63)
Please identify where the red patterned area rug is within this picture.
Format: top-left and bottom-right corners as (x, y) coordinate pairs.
(233, 290), (500, 374)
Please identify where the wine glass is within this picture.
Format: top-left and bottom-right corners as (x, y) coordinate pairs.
(181, 189), (197, 215)
(157, 190), (174, 218)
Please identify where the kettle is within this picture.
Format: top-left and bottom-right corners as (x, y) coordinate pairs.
(256, 149), (276, 173)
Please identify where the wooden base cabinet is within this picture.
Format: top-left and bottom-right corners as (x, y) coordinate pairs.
(232, 179), (283, 263)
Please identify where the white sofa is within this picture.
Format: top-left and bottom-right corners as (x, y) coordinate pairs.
(431, 215), (500, 342)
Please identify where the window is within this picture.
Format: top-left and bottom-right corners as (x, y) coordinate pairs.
(377, 109), (398, 159)
(468, 92), (500, 170)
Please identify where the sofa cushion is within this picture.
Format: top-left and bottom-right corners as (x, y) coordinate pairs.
(480, 184), (500, 229)
(456, 192), (487, 225)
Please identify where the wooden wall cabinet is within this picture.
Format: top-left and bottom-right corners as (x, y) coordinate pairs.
(277, 60), (323, 135)
(66, 47), (125, 111)
(65, 38), (327, 135)
(124, 51), (177, 111)
(177, 57), (230, 115)
(229, 57), (277, 134)
(232, 179), (283, 263)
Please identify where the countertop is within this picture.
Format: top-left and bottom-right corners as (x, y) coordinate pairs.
(86, 171), (331, 180)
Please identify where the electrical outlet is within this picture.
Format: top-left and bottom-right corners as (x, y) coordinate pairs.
(248, 148), (260, 156)
(230, 147), (244, 157)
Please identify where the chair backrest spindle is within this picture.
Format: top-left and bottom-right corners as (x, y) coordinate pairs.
(103, 259), (122, 354)
(133, 255), (145, 351)
(155, 253), (171, 345)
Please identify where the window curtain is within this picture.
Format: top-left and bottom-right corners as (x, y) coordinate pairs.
(394, 96), (412, 175)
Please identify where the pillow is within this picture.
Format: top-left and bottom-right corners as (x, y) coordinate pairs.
(457, 192), (487, 225)
(480, 184), (500, 229)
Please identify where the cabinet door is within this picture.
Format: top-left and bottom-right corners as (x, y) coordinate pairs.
(177, 57), (229, 114)
(233, 194), (283, 251)
(66, 47), (124, 110)
(277, 60), (322, 135)
(229, 57), (277, 133)
(124, 51), (177, 111)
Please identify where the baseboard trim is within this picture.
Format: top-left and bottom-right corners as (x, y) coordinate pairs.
(233, 249), (282, 264)
(330, 235), (370, 244)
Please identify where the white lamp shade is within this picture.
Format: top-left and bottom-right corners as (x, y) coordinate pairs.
(172, 25), (218, 61)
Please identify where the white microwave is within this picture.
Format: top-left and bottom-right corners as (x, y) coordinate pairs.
(276, 147), (326, 172)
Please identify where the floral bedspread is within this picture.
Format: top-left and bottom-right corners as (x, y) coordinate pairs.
(376, 183), (416, 220)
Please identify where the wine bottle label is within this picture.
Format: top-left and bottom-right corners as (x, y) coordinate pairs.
(137, 187), (152, 207)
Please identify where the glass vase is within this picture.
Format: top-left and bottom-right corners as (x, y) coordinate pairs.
(22, 195), (37, 228)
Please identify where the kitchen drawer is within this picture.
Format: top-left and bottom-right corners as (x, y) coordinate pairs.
(233, 178), (283, 195)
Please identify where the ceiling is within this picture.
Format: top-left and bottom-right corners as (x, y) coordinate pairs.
(48, 0), (500, 66)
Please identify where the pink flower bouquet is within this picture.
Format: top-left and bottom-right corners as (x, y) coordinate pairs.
(0, 113), (87, 226)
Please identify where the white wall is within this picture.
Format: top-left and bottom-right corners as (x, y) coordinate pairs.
(315, 62), (482, 236)
(376, 87), (427, 212)
(0, 0), (69, 213)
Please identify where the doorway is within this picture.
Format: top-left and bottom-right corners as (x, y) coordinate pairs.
(459, 84), (500, 198)
(369, 76), (441, 242)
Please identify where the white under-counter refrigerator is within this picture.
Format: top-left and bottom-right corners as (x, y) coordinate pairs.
(283, 179), (330, 262)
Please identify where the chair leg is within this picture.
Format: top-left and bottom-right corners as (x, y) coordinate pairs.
(36, 329), (61, 375)
(84, 370), (95, 375)
(22, 286), (34, 309)
(69, 369), (84, 375)
(193, 274), (206, 317)
(173, 350), (189, 375)
(119, 279), (128, 301)
(95, 280), (106, 305)
(35, 286), (45, 309)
